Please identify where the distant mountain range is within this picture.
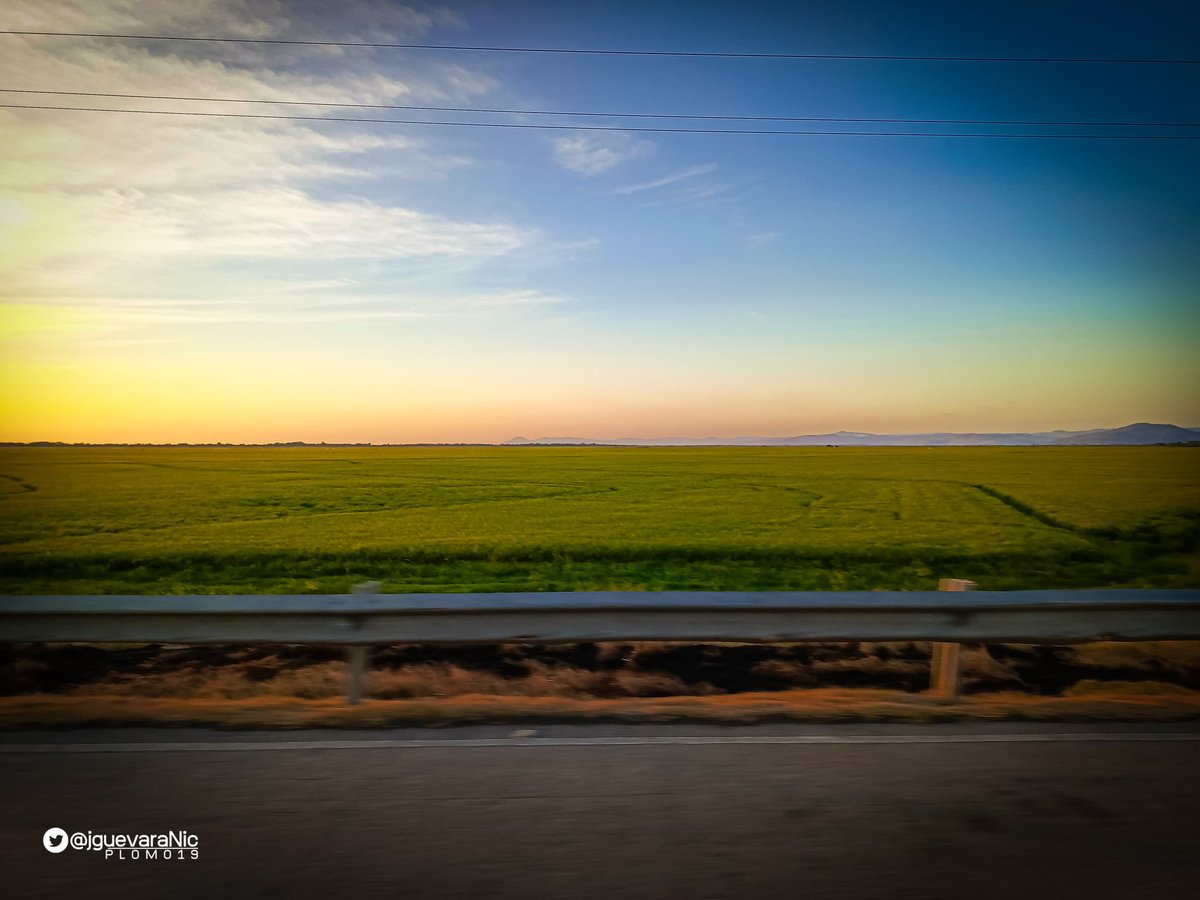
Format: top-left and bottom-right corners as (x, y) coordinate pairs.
(7, 423), (1198, 449)
(505, 423), (1200, 447)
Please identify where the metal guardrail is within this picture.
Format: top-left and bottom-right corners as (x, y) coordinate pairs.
(2, 585), (1198, 703)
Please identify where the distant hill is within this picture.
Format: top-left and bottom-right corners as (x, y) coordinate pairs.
(504, 423), (1200, 447)
(1051, 423), (1200, 445)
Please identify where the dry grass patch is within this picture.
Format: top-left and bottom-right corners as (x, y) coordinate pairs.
(2, 685), (1199, 730)
(8, 640), (1200, 707)
(54, 657), (715, 701)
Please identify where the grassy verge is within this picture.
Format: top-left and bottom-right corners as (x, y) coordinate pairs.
(4, 641), (1199, 728)
(3, 684), (1198, 729)
(1, 545), (1195, 595)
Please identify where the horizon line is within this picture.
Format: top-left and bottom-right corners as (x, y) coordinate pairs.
(4, 422), (1198, 449)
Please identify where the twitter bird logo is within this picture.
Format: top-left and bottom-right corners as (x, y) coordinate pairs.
(43, 827), (68, 853)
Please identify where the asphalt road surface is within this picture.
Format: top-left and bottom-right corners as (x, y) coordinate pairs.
(3, 723), (1199, 900)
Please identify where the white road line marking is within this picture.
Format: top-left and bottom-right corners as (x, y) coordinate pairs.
(1, 733), (1198, 752)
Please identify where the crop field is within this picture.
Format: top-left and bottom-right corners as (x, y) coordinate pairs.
(0, 446), (1197, 594)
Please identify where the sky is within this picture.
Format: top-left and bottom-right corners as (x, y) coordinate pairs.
(1, 0), (1198, 443)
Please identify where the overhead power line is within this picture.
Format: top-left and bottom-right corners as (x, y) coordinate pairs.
(4, 102), (1199, 139)
(3, 88), (1197, 128)
(2, 30), (1198, 64)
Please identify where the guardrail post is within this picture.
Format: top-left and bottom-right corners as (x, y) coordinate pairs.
(930, 578), (976, 699)
(346, 581), (381, 705)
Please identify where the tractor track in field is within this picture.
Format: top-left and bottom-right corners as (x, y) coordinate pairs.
(0, 484), (630, 547)
(0, 474), (37, 495)
(970, 483), (1084, 535)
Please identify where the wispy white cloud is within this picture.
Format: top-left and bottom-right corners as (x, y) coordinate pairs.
(3, 1), (465, 58)
(636, 176), (762, 209)
(0, 0), (549, 329)
(550, 132), (655, 176)
(745, 231), (781, 247)
(613, 163), (717, 195)
(636, 183), (733, 208)
(455, 289), (572, 309)
(9, 288), (572, 333)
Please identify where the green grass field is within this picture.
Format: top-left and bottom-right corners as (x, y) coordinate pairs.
(1, 446), (1197, 594)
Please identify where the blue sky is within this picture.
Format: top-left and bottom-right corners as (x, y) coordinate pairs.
(1, 0), (1197, 441)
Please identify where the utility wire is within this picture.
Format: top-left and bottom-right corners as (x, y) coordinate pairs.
(2, 30), (1197, 64)
(4, 102), (1199, 138)
(3, 88), (1197, 128)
